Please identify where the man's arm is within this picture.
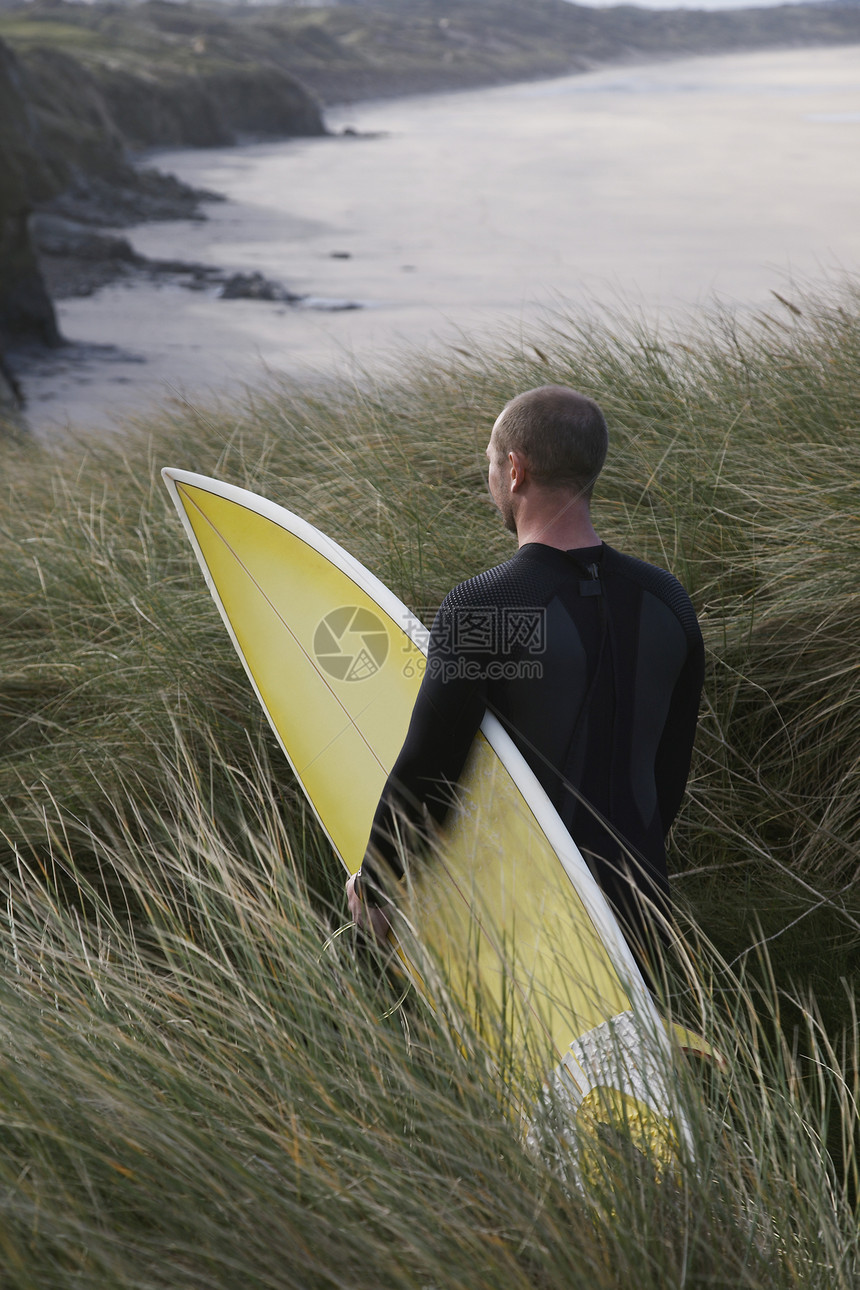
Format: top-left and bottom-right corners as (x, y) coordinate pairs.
(345, 872), (391, 940)
(358, 597), (488, 904)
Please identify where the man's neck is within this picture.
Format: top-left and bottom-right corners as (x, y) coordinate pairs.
(514, 494), (600, 551)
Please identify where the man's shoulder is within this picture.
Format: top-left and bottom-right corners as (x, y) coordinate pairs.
(605, 546), (700, 635)
(439, 548), (551, 613)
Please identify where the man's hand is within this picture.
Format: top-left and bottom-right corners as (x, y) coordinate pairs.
(346, 872), (391, 943)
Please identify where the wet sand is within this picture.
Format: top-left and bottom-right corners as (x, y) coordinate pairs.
(27, 44), (860, 439)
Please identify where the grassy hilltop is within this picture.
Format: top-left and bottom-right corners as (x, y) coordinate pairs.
(1, 281), (860, 1284)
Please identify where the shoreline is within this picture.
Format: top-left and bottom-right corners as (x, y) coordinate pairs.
(2, 61), (562, 419)
(7, 54), (642, 327)
(6, 39), (860, 436)
(4, 0), (860, 419)
(17, 24), (860, 323)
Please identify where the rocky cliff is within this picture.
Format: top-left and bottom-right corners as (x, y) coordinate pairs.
(0, 3), (326, 402)
(0, 38), (59, 357)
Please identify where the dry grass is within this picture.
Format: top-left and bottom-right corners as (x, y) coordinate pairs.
(1, 278), (860, 1284)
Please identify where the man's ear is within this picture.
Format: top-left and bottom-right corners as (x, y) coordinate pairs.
(508, 449), (528, 491)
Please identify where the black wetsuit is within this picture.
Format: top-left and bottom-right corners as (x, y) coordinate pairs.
(364, 542), (704, 954)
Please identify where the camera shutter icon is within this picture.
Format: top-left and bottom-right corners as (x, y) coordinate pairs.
(314, 606), (389, 681)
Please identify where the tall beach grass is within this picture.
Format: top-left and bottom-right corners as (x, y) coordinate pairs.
(0, 732), (857, 1287)
(1, 278), (859, 1283)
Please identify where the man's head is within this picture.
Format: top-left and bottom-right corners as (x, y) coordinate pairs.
(487, 387), (608, 539)
(486, 386), (608, 533)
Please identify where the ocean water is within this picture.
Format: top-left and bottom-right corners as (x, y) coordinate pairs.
(27, 43), (860, 438)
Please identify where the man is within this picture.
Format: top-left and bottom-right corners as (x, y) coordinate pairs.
(347, 385), (703, 968)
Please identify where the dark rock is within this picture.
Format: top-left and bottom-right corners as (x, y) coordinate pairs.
(32, 212), (146, 299)
(0, 38), (60, 349)
(13, 13), (326, 155)
(0, 207), (61, 346)
(41, 169), (218, 230)
(95, 65), (232, 150)
(198, 64), (325, 144)
(0, 345), (24, 408)
(219, 272), (301, 304)
(149, 259), (217, 279)
(300, 297), (363, 313)
(17, 44), (128, 188)
(32, 214), (141, 264)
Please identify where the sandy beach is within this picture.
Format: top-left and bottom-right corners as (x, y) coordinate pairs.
(25, 43), (860, 439)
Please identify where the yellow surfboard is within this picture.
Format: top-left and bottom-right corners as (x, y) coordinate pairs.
(163, 468), (689, 1164)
